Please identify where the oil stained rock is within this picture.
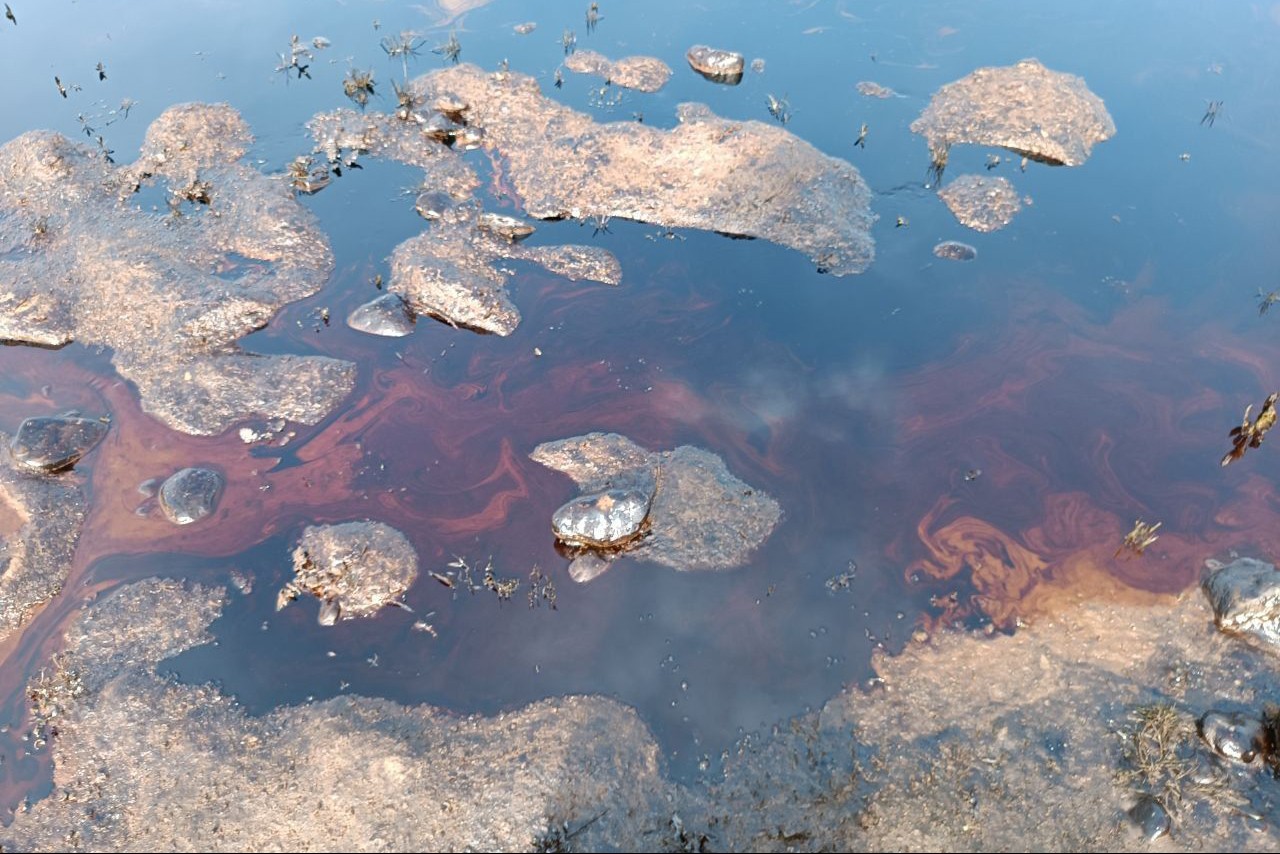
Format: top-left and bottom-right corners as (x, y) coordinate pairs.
(0, 434), (86, 644)
(531, 432), (781, 580)
(565, 50), (672, 92)
(933, 240), (978, 262)
(1203, 556), (1280, 652)
(911, 58), (1115, 168)
(937, 174), (1023, 233)
(346, 292), (416, 337)
(1128, 796), (1171, 842)
(4, 578), (675, 852)
(552, 488), (654, 549)
(280, 520), (418, 623)
(9, 414), (108, 473)
(158, 467), (224, 525)
(0, 104), (355, 436)
(686, 45), (745, 84)
(403, 64), (874, 276)
(1198, 711), (1269, 764)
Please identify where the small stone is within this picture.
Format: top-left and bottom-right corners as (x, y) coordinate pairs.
(933, 240), (977, 262)
(1198, 710), (1268, 764)
(477, 212), (536, 243)
(552, 488), (654, 549)
(1203, 557), (1280, 650)
(347, 293), (415, 337)
(686, 45), (745, 85)
(1127, 796), (1170, 841)
(284, 521), (419, 623)
(513, 22), (536, 35)
(158, 467), (224, 525)
(9, 415), (108, 473)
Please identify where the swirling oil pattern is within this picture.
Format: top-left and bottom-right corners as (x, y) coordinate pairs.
(1, 0), (1280, 816)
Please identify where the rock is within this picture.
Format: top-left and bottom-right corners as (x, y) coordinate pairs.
(910, 59), (1115, 167)
(1128, 796), (1171, 842)
(531, 432), (781, 580)
(476, 212), (536, 243)
(346, 293), (416, 337)
(8, 414), (108, 473)
(856, 81), (898, 99)
(686, 45), (745, 84)
(0, 434), (86, 645)
(1198, 710), (1269, 764)
(937, 174), (1023, 232)
(1202, 556), (1280, 650)
(280, 520), (419, 623)
(933, 240), (977, 262)
(0, 104), (356, 436)
(565, 50), (672, 93)
(552, 488), (654, 549)
(513, 21), (536, 35)
(158, 467), (224, 525)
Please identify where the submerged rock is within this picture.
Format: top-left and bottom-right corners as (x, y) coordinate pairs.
(911, 58), (1115, 167)
(1198, 710), (1269, 764)
(565, 50), (672, 92)
(397, 64), (874, 276)
(531, 432), (781, 581)
(686, 45), (745, 84)
(280, 520), (418, 623)
(857, 81), (899, 99)
(9, 414), (107, 473)
(346, 292), (416, 337)
(1203, 556), (1280, 651)
(476, 212), (536, 243)
(933, 240), (978, 261)
(158, 467), (224, 525)
(0, 434), (86, 644)
(937, 174), (1023, 232)
(0, 104), (356, 436)
(1128, 796), (1171, 842)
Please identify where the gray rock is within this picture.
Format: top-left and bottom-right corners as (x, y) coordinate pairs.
(1128, 796), (1170, 842)
(158, 467), (224, 525)
(552, 488), (653, 549)
(346, 293), (415, 337)
(933, 240), (978, 262)
(476, 212), (536, 243)
(279, 520), (419, 623)
(1203, 556), (1280, 650)
(1198, 710), (1269, 764)
(9, 414), (108, 473)
(686, 45), (745, 84)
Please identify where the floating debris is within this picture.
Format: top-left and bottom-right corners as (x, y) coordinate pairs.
(963, 468), (982, 481)
(342, 68), (376, 108)
(285, 154), (330, 194)
(531, 432), (781, 581)
(564, 50), (671, 93)
(765, 93), (790, 124)
(911, 58), (1115, 168)
(1201, 100), (1223, 127)
(53, 76), (67, 98)
(8, 414), (107, 473)
(513, 22), (536, 35)
(433, 31), (461, 64)
(381, 30), (425, 78)
(686, 44), (744, 85)
(856, 81), (897, 99)
(1220, 392), (1278, 466)
(158, 467), (224, 526)
(585, 2), (600, 32)
(932, 240), (977, 261)
(4, 4), (14, 25)
(854, 122), (868, 148)
(561, 28), (577, 55)
(1115, 519), (1161, 558)
(750, 58), (765, 73)
(346, 292), (415, 337)
(279, 521), (419, 624)
(937, 174), (1023, 232)
(274, 34), (313, 80)
(1258, 289), (1279, 316)
(96, 61), (106, 81)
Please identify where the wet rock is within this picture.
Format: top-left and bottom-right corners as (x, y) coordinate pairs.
(933, 240), (978, 262)
(937, 174), (1023, 232)
(346, 292), (416, 337)
(476, 211), (535, 243)
(8, 414), (107, 473)
(0, 104), (356, 436)
(280, 520), (419, 623)
(565, 50), (672, 93)
(398, 64), (875, 276)
(1128, 796), (1171, 841)
(1198, 710), (1269, 764)
(911, 58), (1115, 167)
(5, 578), (675, 851)
(552, 488), (654, 549)
(531, 432), (781, 580)
(0, 434), (86, 645)
(158, 466), (224, 525)
(856, 81), (898, 99)
(513, 21), (536, 35)
(1202, 556), (1280, 651)
(686, 45), (745, 84)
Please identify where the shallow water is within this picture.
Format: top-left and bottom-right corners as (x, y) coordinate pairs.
(1, 0), (1280, 813)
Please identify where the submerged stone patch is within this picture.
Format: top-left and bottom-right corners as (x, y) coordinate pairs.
(280, 520), (419, 624)
(0, 104), (355, 436)
(0, 435), (86, 644)
(158, 467), (224, 526)
(565, 50), (672, 92)
(531, 432), (781, 581)
(9, 414), (108, 473)
(937, 174), (1023, 232)
(933, 239), (978, 261)
(911, 58), (1115, 167)
(346, 292), (416, 337)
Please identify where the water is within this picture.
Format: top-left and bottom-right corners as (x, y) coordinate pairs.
(1, 0), (1280, 815)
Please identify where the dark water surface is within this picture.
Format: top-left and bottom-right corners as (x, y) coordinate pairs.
(2, 0), (1280, 804)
